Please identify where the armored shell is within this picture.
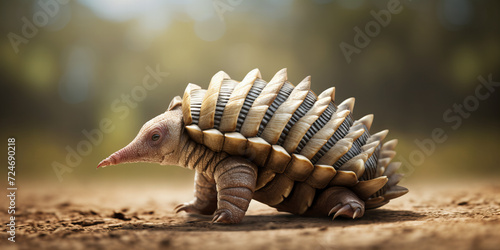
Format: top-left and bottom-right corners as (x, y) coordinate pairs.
(181, 69), (407, 213)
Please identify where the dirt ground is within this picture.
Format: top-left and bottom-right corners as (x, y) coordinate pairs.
(1, 179), (499, 250)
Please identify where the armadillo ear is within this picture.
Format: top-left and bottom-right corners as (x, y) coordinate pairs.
(167, 96), (182, 111)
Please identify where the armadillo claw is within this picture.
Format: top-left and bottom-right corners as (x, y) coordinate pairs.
(174, 199), (217, 215)
(212, 209), (237, 224)
(327, 204), (342, 216)
(328, 203), (364, 220)
(353, 208), (362, 219)
(174, 203), (192, 214)
(333, 204), (352, 220)
(174, 202), (209, 215)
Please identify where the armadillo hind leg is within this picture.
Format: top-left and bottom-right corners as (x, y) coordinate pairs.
(212, 156), (258, 224)
(304, 186), (365, 220)
(175, 171), (218, 215)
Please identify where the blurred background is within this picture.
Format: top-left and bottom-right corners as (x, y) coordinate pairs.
(1, 0), (499, 187)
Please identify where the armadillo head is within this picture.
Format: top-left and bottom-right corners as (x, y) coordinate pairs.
(97, 97), (185, 168)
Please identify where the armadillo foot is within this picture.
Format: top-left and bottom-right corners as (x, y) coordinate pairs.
(174, 198), (217, 215)
(212, 156), (258, 224)
(211, 186), (252, 224)
(305, 186), (365, 220)
(175, 171), (218, 215)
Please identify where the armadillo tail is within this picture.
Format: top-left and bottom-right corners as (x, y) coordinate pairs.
(364, 139), (408, 209)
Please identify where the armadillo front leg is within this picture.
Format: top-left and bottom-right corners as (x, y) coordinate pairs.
(174, 171), (218, 215)
(212, 156), (258, 224)
(305, 186), (365, 219)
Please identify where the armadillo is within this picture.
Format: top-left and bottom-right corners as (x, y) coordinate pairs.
(97, 68), (408, 224)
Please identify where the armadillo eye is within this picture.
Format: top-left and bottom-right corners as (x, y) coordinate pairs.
(151, 134), (160, 141)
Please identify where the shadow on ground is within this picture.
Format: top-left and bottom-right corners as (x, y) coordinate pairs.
(114, 209), (425, 232)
